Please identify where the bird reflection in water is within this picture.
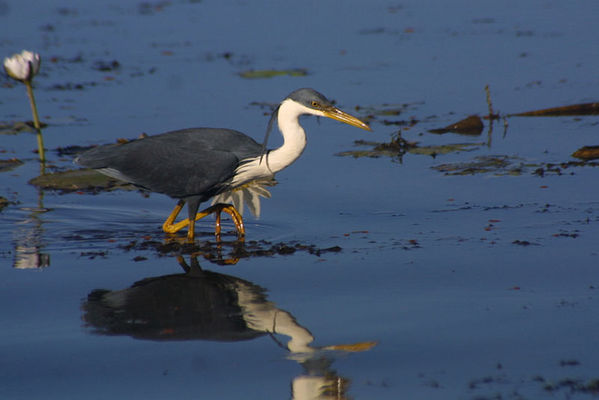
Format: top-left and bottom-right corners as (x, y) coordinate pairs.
(82, 256), (375, 399)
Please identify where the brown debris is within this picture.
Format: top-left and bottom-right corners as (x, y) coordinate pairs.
(572, 146), (599, 161)
(429, 115), (484, 136)
(512, 102), (599, 117)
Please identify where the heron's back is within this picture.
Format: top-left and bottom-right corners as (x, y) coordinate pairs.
(75, 128), (263, 199)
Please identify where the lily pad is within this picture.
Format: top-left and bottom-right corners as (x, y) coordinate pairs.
(239, 68), (308, 79)
(28, 168), (133, 193)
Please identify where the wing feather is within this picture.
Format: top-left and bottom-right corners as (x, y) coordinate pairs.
(76, 128), (263, 199)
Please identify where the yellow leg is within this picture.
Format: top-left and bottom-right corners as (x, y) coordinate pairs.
(162, 201), (245, 240)
(215, 204), (245, 238)
(162, 200), (186, 234)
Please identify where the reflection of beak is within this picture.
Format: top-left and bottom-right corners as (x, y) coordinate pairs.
(322, 106), (371, 131)
(324, 340), (377, 352)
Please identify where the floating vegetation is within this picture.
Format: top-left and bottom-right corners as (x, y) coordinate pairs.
(543, 378), (599, 395)
(54, 145), (96, 157)
(468, 372), (599, 398)
(48, 81), (98, 91)
(138, 1), (172, 15)
(337, 132), (482, 160)
(119, 237), (343, 261)
(432, 155), (527, 176)
(0, 196), (9, 211)
(0, 120), (47, 135)
(434, 155), (599, 176)
(352, 102), (424, 126)
(239, 68), (308, 79)
(429, 115), (484, 136)
(28, 168), (132, 193)
(92, 59), (121, 72)
(0, 158), (24, 172)
(532, 160), (599, 176)
(408, 142), (482, 157)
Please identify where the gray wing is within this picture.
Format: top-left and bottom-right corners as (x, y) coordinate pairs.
(75, 128), (263, 200)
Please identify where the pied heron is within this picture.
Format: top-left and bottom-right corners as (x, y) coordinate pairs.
(75, 88), (371, 240)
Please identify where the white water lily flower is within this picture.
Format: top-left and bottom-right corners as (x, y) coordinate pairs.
(3, 50), (41, 81)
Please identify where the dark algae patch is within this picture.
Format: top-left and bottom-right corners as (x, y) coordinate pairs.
(119, 238), (343, 264)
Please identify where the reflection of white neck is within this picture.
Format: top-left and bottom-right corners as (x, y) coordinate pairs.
(266, 99), (314, 174)
(235, 281), (315, 353)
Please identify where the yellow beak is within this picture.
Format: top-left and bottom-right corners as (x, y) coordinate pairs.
(322, 106), (371, 131)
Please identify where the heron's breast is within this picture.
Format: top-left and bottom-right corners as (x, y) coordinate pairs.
(230, 156), (273, 188)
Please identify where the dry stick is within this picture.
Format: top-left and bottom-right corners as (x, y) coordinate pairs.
(485, 85), (494, 147)
(485, 84), (494, 117)
(25, 80), (46, 166)
(485, 84), (509, 138)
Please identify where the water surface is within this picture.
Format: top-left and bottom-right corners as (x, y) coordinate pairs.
(1, 1), (599, 398)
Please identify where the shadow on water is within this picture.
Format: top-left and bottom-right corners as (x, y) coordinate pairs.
(82, 255), (376, 400)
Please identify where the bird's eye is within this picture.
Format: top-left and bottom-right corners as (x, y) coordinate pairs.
(311, 101), (320, 108)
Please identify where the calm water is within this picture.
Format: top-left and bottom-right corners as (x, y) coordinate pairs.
(2, 1), (599, 399)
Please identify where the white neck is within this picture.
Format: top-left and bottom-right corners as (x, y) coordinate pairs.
(230, 98), (318, 188)
(266, 98), (315, 174)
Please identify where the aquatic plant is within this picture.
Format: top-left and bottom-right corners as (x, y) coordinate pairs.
(3, 50), (45, 164)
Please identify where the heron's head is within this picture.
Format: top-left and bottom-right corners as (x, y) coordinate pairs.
(285, 88), (371, 131)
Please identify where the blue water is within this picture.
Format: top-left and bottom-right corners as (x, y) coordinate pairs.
(2, 1), (599, 398)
